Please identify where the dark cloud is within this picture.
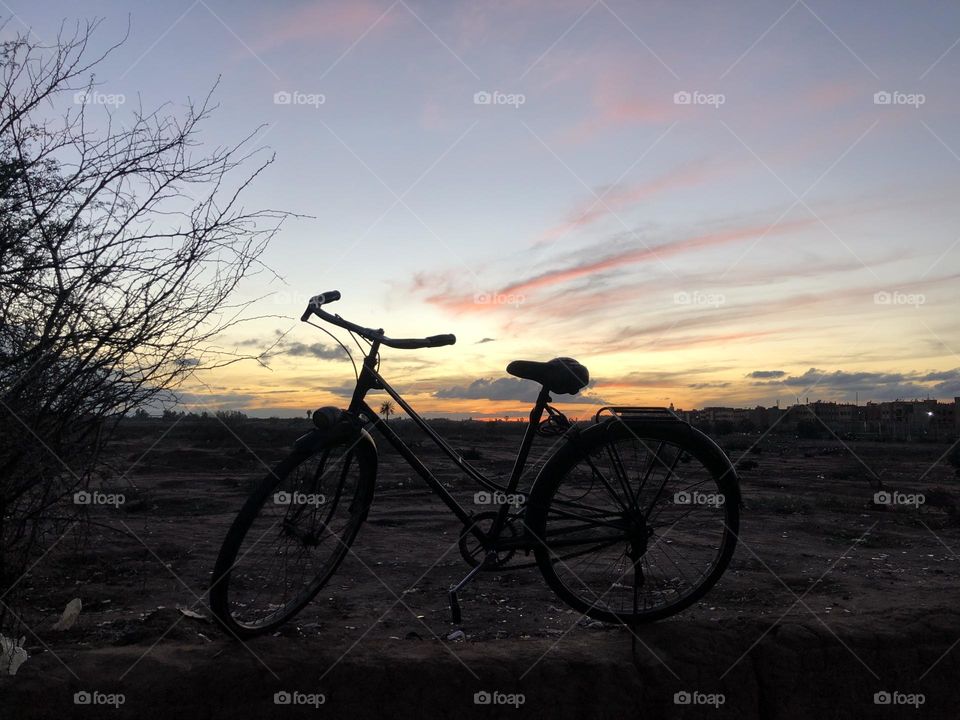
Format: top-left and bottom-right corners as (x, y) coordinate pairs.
(175, 391), (257, 408)
(323, 383), (359, 398)
(689, 382), (730, 389)
(754, 367), (960, 401)
(922, 369), (960, 383)
(748, 370), (785, 379)
(237, 329), (284, 347)
(594, 367), (731, 389)
(476, 337), (496, 344)
(434, 377), (604, 404)
(235, 331), (345, 362)
(283, 342), (347, 360)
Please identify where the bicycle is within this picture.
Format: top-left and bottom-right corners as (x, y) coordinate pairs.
(210, 291), (741, 639)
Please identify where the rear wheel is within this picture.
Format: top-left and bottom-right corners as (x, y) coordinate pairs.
(526, 420), (739, 624)
(210, 433), (375, 638)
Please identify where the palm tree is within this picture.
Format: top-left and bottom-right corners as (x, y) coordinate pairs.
(379, 401), (395, 424)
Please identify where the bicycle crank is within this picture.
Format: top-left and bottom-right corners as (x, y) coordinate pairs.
(457, 511), (518, 569)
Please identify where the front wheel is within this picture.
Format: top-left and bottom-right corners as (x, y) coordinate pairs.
(525, 420), (739, 624)
(210, 431), (376, 638)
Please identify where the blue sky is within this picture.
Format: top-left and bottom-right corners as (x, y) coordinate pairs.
(14, 0), (960, 416)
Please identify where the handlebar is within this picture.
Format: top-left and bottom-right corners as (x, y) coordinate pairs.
(300, 291), (456, 350)
(299, 291), (341, 321)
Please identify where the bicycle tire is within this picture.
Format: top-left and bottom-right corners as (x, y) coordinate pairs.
(210, 430), (376, 638)
(525, 420), (739, 624)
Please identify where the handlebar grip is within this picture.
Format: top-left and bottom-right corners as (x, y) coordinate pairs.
(300, 290), (341, 321)
(426, 334), (456, 347)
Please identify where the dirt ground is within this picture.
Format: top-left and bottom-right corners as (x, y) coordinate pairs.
(3, 417), (959, 718)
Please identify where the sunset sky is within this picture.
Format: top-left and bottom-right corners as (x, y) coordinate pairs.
(18, 0), (960, 417)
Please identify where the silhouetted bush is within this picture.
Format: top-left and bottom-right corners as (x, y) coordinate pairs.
(0, 22), (280, 631)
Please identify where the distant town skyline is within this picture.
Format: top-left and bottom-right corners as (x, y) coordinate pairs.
(18, 1), (960, 417)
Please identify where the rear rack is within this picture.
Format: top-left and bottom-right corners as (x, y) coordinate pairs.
(593, 406), (684, 424)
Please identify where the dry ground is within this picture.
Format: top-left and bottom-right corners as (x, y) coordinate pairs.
(3, 417), (959, 718)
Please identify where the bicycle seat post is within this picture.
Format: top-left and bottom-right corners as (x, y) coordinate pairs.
(504, 386), (551, 495)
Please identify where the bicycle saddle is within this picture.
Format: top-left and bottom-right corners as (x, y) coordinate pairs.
(506, 357), (589, 395)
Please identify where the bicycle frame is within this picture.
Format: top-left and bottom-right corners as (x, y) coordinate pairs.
(346, 339), (550, 543)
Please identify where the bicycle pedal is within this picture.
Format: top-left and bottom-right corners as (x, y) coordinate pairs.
(448, 589), (462, 624)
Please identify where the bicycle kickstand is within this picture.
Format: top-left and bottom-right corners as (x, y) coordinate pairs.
(448, 551), (496, 625)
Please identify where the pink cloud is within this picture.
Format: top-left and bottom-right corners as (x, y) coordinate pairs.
(423, 217), (817, 314)
(253, 1), (396, 52)
(537, 163), (714, 245)
(547, 49), (868, 144)
(505, 217), (816, 297)
(562, 67), (678, 143)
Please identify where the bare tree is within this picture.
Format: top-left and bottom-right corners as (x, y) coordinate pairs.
(0, 19), (284, 630)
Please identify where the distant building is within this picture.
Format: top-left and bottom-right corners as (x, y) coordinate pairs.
(673, 397), (958, 440)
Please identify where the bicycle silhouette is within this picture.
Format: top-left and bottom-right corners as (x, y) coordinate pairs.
(210, 292), (740, 638)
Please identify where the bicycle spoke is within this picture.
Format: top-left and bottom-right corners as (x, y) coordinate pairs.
(580, 452), (630, 511)
(216, 443), (368, 630)
(643, 449), (682, 520)
(636, 441), (663, 497)
(537, 428), (735, 623)
(605, 441), (636, 508)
